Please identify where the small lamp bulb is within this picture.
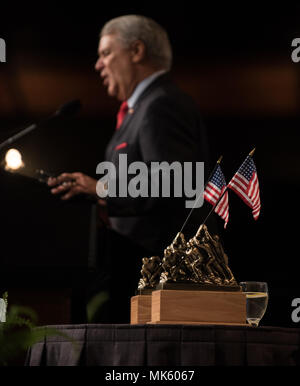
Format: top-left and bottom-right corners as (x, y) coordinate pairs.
(5, 148), (24, 171)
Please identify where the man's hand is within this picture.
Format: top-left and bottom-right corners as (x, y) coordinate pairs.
(48, 172), (98, 200)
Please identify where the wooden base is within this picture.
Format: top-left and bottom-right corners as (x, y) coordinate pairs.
(130, 295), (152, 324)
(131, 289), (247, 326)
(151, 290), (246, 325)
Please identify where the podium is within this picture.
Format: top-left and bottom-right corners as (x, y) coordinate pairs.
(0, 171), (99, 325)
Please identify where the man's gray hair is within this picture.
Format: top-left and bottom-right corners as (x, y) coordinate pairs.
(100, 15), (173, 71)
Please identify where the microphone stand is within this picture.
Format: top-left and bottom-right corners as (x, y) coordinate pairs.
(0, 115), (56, 152)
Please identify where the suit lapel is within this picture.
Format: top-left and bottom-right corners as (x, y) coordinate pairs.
(118, 73), (171, 131)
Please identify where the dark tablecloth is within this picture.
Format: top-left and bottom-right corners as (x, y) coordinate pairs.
(25, 324), (300, 366)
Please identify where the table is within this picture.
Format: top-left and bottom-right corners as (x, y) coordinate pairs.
(25, 324), (300, 366)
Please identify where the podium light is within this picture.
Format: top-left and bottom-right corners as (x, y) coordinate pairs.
(2, 148), (54, 184)
(4, 148), (24, 171)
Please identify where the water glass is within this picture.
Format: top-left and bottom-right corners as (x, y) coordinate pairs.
(240, 281), (268, 327)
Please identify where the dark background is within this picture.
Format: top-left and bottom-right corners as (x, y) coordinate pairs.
(0, 2), (300, 327)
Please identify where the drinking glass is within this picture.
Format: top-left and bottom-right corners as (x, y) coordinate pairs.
(240, 281), (268, 327)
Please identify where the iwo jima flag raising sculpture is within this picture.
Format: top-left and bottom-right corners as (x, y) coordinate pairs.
(137, 148), (261, 294)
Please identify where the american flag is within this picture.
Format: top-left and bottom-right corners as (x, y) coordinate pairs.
(204, 164), (229, 228)
(228, 155), (261, 220)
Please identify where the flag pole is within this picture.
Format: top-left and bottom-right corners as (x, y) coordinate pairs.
(200, 147), (256, 230)
(178, 155), (223, 235)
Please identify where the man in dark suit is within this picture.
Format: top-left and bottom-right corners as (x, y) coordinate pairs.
(48, 15), (214, 322)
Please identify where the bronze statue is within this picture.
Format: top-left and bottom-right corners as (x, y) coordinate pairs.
(192, 225), (237, 285)
(138, 256), (163, 291)
(137, 224), (239, 292)
(160, 232), (191, 283)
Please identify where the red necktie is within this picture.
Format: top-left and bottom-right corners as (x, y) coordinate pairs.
(116, 101), (129, 130)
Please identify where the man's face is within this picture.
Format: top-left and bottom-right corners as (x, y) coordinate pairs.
(95, 34), (136, 101)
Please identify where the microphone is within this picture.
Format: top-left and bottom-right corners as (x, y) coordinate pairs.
(0, 99), (82, 151)
(53, 99), (82, 117)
